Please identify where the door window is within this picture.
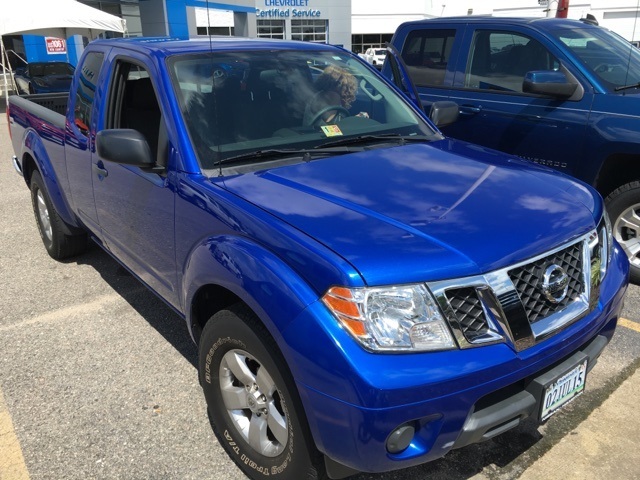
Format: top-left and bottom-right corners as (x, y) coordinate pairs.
(400, 29), (457, 86)
(465, 30), (559, 93)
(107, 61), (166, 167)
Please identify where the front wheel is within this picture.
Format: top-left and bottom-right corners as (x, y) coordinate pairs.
(605, 181), (640, 283)
(30, 171), (87, 259)
(198, 304), (326, 480)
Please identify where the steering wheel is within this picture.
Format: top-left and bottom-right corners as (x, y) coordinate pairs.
(594, 63), (624, 74)
(309, 105), (350, 126)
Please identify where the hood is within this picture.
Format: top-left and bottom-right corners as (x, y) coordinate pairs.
(222, 140), (599, 286)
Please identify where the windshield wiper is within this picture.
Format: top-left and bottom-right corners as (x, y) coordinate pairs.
(213, 147), (352, 167)
(615, 82), (640, 92)
(315, 133), (433, 149)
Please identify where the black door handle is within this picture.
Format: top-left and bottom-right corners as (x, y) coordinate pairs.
(459, 105), (482, 115)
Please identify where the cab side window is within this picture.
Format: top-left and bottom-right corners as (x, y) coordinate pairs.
(73, 52), (104, 136)
(401, 29), (457, 87)
(465, 30), (560, 93)
(107, 61), (167, 168)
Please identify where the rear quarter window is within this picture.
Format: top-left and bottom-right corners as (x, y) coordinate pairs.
(73, 52), (104, 136)
(401, 29), (457, 87)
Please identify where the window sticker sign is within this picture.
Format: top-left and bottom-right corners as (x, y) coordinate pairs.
(45, 37), (67, 54)
(321, 125), (343, 137)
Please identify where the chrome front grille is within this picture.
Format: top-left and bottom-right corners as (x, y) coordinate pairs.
(445, 287), (489, 342)
(429, 229), (603, 352)
(508, 242), (584, 324)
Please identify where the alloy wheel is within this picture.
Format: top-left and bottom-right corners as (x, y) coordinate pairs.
(613, 203), (640, 268)
(219, 349), (289, 457)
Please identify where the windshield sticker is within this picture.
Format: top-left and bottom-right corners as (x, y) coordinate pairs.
(321, 125), (343, 137)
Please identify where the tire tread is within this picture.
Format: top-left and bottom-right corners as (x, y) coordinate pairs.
(199, 303), (329, 480)
(605, 180), (640, 283)
(30, 171), (88, 260)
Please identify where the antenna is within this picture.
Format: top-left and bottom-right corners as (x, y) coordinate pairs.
(622, 0), (640, 95)
(206, 0), (214, 52)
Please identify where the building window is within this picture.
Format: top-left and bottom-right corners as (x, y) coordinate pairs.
(197, 26), (235, 36)
(351, 33), (392, 54)
(120, 3), (142, 37)
(78, 0), (140, 37)
(257, 20), (285, 39)
(291, 19), (327, 43)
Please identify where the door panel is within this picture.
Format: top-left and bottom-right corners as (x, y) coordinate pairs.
(93, 163), (177, 304)
(92, 58), (179, 308)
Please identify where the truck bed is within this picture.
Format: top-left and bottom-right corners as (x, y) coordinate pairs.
(8, 93), (67, 130)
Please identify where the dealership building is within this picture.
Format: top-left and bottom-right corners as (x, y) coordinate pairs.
(4, 0), (640, 67)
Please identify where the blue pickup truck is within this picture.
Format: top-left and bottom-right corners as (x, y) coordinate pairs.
(387, 16), (640, 284)
(8, 37), (628, 479)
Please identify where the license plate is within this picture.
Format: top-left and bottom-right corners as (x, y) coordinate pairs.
(540, 359), (588, 421)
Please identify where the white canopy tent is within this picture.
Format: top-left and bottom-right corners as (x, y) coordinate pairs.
(0, 0), (125, 38)
(1, 0), (125, 98)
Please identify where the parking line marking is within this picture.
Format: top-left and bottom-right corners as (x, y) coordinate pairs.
(619, 318), (640, 333)
(0, 388), (30, 480)
(0, 289), (146, 333)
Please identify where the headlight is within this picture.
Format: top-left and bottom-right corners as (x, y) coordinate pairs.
(322, 284), (456, 352)
(592, 210), (613, 283)
(32, 77), (46, 87)
(603, 210), (613, 269)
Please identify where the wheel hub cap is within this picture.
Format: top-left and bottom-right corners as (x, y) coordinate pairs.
(246, 388), (267, 414)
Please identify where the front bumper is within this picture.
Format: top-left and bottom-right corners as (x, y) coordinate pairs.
(282, 244), (628, 476)
(451, 332), (607, 450)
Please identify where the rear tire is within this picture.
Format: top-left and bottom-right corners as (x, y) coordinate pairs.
(198, 304), (326, 480)
(605, 181), (640, 283)
(30, 171), (87, 260)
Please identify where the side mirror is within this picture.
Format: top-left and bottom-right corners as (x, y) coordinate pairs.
(523, 71), (578, 98)
(429, 101), (459, 127)
(96, 129), (155, 168)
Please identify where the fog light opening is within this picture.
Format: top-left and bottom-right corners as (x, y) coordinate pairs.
(386, 423), (415, 454)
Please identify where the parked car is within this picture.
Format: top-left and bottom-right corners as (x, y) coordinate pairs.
(14, 61), (75, 94)
(363, 47), (386, 67)
(8, 37), (628, 479)
(386, 16), (640, 283)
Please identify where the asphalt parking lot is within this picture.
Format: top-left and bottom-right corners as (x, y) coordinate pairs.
(1, 103), (639, 480)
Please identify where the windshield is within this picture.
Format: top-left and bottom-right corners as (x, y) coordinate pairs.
(30, 63), (74, 77)
(168, 49), (437, 171)
(552, 27), (640, 90)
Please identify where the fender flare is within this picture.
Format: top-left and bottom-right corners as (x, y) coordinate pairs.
(588, 113), (640, 189)
(21, 128), (81, 233)
(182, 234), (323, 350)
